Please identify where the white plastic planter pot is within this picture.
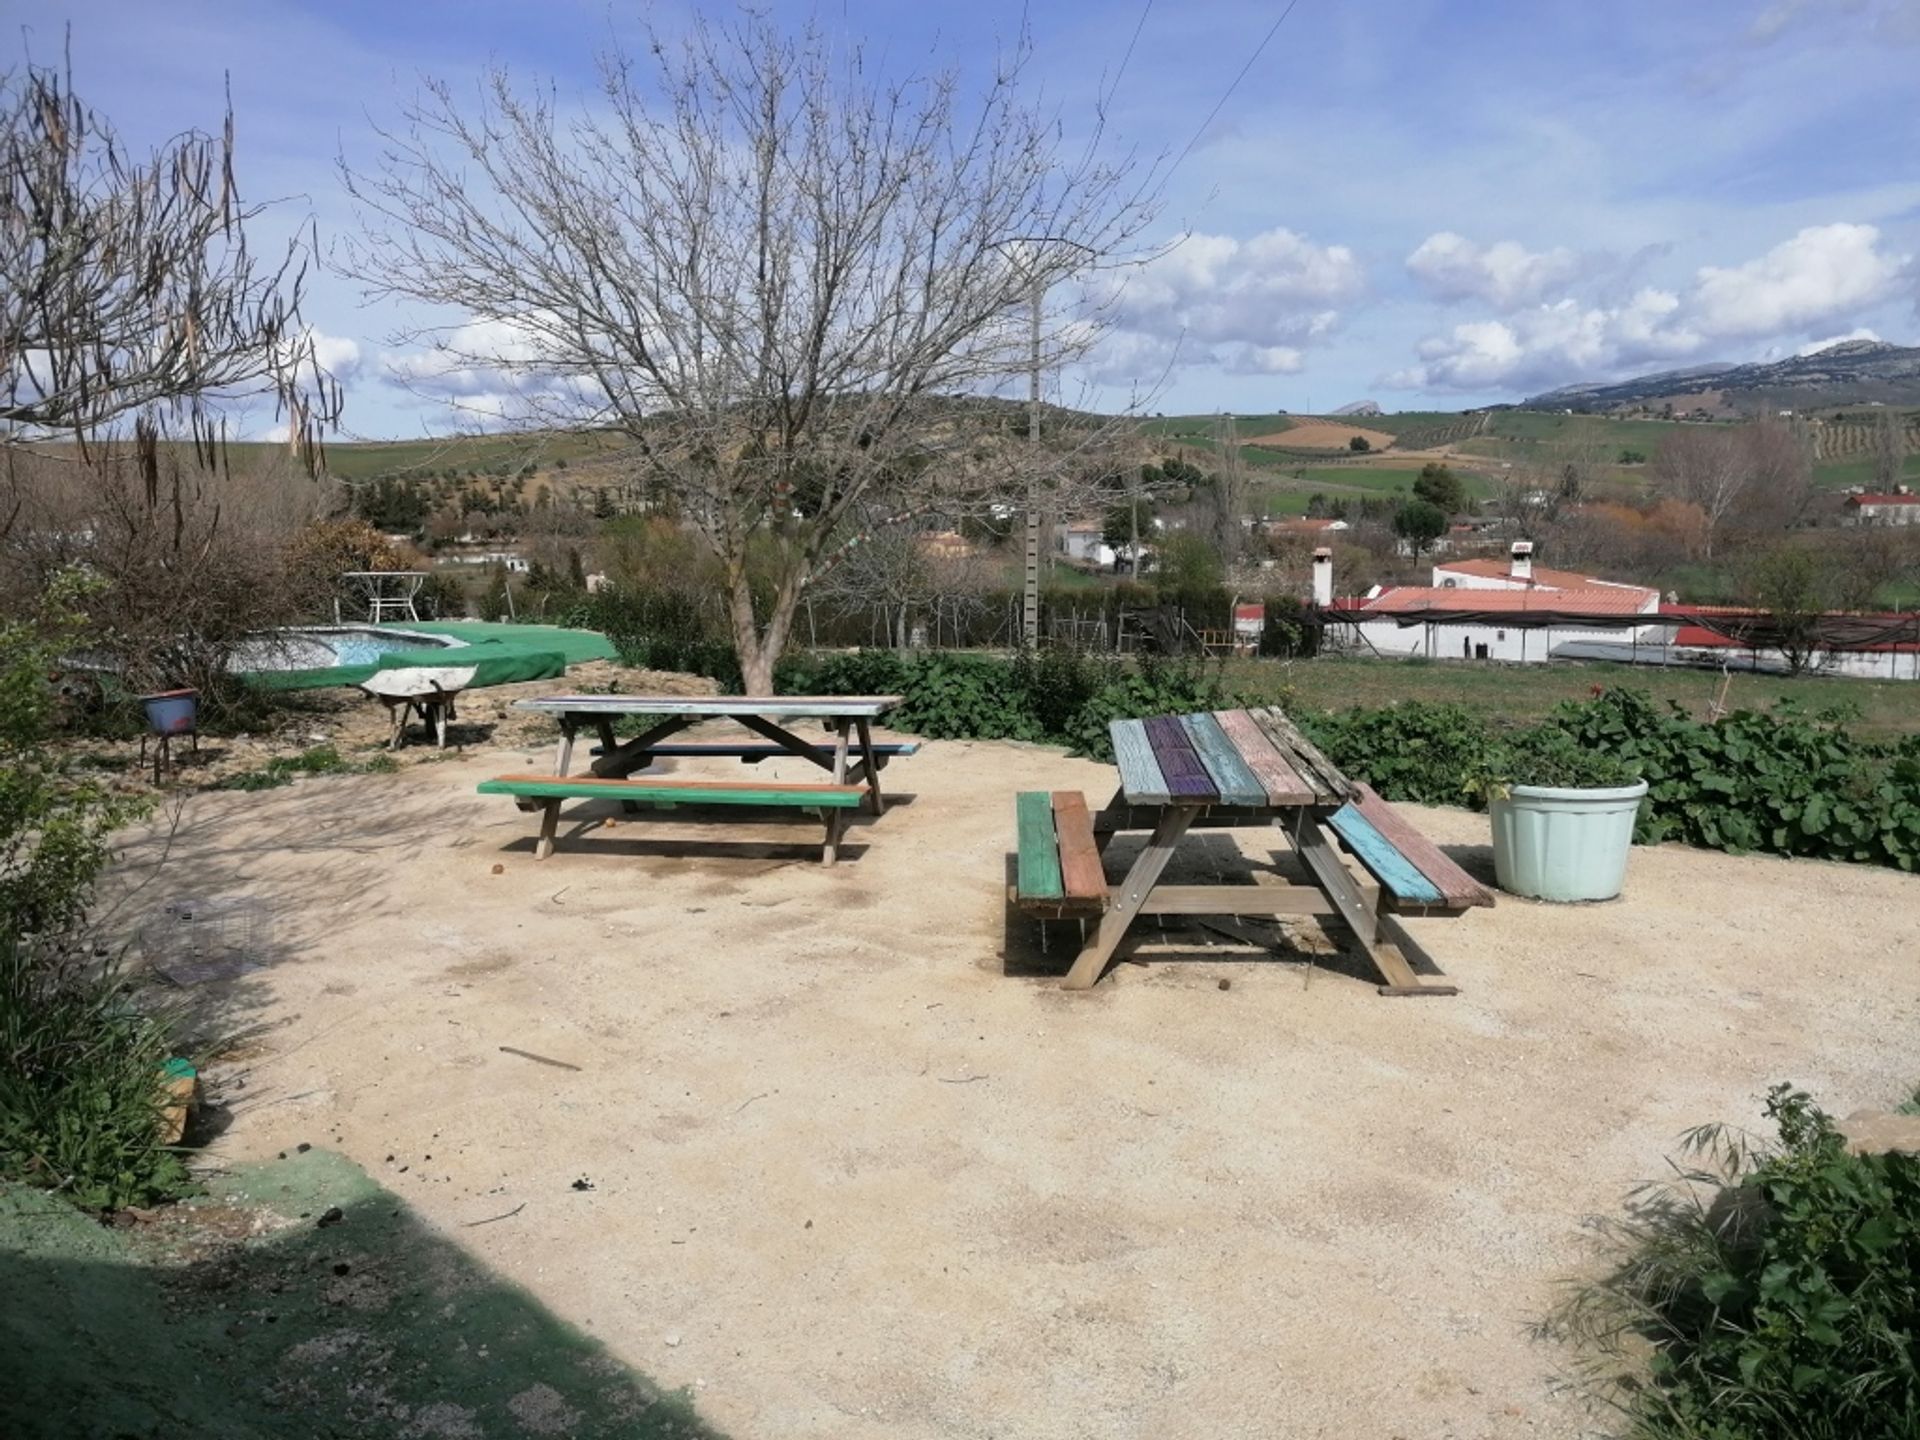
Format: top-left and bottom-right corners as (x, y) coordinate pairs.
(1489, 780), (1649, 902)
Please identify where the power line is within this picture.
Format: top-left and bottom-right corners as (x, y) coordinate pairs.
(1168, 0), (1304, 178)
(1105, 0), (1155, 111)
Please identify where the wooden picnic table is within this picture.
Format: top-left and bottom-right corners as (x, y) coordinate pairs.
(1014, 705), (1492, 994)
(494, 694), (908, 863)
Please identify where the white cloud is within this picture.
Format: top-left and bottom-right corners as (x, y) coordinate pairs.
(308, 330), (364, 383)
(1796, 325), (1882, 354)
(1690, 223), (1903, 336)
(1392, 223), (1909, 392)
(1227, 345), (1306, 376)
(1086, 227), (1362, 386)
(1748, 0), (1920, 44)
(1405, 232), (1589, 311)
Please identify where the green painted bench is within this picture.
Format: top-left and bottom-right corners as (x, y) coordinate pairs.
(478, 773), (866, 864)
(1011, 791), (1108, 916)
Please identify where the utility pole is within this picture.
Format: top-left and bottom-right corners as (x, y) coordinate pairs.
(1025, 268), (1042, 647)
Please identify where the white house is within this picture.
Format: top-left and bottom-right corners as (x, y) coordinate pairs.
(1845, 489), (1920, 526)
(1058, 520), (1118, 569)
(1325, 542), (1666, 663)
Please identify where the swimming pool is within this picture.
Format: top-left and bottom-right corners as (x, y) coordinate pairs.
(231, 626), (464, 674)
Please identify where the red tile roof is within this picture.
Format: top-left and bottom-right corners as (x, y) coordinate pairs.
(1430, 558), (1658, 598)
(1363, 586), (1655, 616)
(1846, 493), (1920, 506)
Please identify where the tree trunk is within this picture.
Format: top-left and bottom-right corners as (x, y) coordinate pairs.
(726, 559), (805, 696)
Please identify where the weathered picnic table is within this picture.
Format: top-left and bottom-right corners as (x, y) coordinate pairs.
(478, 695), (910, 864)
(1012, 706), (1493, 994)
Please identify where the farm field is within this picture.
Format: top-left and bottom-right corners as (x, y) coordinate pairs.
(1232, 655), (1920, 740)
(1811, 451), (1920, 490)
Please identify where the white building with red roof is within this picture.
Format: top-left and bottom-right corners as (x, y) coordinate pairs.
(1324, 542), (1664, 663)
(1844, 489), (1920, 526)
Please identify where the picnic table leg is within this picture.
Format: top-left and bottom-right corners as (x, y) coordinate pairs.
(821, 719), (852, 864)
(854, 718), (884, 815)
(1062, 805), (1195, 990)
(1091, 785), (1128, 855)
(589, 715), (698, 778)
(1290, 813), (1456, 996)
(386, 701), (406, 751)
(535, 799), (561, 860)
(556, 721), (577, 777)
(433, 699), (450, 749)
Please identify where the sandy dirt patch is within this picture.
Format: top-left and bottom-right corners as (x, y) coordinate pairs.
(1244, 422), (1397, 451)
(106, 729), (1920, 1439)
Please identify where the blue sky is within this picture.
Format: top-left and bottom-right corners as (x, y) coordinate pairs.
(12, 0), (1920, 437)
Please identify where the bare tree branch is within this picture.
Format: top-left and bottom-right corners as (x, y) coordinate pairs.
(339, 10), (1162, 691)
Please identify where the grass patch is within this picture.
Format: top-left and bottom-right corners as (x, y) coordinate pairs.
(1811, 451), (1920, 491)
(214, 746), (399, 792)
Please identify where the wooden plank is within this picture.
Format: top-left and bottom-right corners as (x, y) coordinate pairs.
(1050, 792), (1106, 901)
(1062, 805), (1197, 990)
(1248, 709), (1339, 803)
(1180, 713), (1268, 806)
(1109, 719), (1171, 804)
(607, 741), (919, 760)
(1094, 803), (1276, 834)
(1326, 804), (1446, 906)
(1211, 709), (1316, 805)
(1291, 814), (1455, 996)
(1142, 714), (1217, 800)
(1134, 885), (1338, 917)
(1252, 707), (1353, 801)
(1346, 783), (1494, 908)
(1015, 791), (1064, 900)
(478, 776), (865, 806)
(516, 695), (903, 719)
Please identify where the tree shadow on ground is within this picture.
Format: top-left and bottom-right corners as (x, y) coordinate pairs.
(0, 1149), (726, 1440)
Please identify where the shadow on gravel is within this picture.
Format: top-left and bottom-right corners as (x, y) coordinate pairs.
(0, 1149), (726, 1440)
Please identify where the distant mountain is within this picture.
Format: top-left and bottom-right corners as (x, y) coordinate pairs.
(1525, 340), (1920, 414)
(1329, 399), (1382, 416)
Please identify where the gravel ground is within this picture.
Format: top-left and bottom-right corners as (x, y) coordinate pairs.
(104, 729), (1920, 1439)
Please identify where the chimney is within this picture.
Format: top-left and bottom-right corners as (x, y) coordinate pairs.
(1311, 547), (1333, 607)
(1510, 540), (1534, 583)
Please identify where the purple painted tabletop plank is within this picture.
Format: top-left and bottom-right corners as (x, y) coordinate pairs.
(1143, 714), (1218, 799)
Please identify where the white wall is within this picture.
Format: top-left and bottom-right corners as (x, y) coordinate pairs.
(1346, 619), (1667, 663)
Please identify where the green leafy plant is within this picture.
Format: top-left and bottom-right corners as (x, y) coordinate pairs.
(1301, 701), (1496, 807)
(0, 937), (194, 1211)
(1467, 725), (1642, 800)
(1551, 1085), (1920, 1439)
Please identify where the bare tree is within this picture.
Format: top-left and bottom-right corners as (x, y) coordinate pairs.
(341, 12), (1160, 692)
(1, 54), (337, 464)
(1729, 416), (1814, 537)
(1651, 427), (1747, 561)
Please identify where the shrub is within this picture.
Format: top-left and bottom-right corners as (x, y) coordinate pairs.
(0, 573), (184, 1212)
(1305, 687), (1920, 873)
(1470, 725), (1642, 796)
(1553, 1085), (1920, 1439)
(1302, 701), (1496, 807)
(0, 938), (194, 1211)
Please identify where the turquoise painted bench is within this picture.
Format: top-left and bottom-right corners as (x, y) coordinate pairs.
(478, 773), (865, 864)
(1326, 783), (1494, 912)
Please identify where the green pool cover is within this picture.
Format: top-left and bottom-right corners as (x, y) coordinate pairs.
(245, 621), (618, 692)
